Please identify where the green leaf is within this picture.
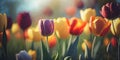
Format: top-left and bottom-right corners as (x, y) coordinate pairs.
(41, 41), (52, 60)
(65, 36), (79, 60)
(64, 56), (72, 60)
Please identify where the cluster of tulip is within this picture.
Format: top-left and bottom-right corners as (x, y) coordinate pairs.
(0, 2), (120, 60)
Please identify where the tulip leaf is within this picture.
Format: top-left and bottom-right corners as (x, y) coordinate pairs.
(84, 43), (92, 60)
(94, 38), (101, 58)
(65, 36), (79, 60)
(64, 56), (72, 60)
(31, 41), (34, 50)
(41, 41), (52, 60)
(36, 48), (41, 60)
(79, 54), (85, 60)
(2, 27), (7, 60)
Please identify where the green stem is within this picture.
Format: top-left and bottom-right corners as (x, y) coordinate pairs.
(91, 36), (97, 59)
(40, 41), (43, 60)
(46, 36), (49, 52)
(67, 35), (72, 50)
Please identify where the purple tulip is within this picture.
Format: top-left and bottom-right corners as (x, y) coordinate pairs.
(40, 19), (54, 36)
(17, 12), (32, 31)
(100, 2), (120, 19)
(7, 16), (13, 29)
(16, 50), (32, 60)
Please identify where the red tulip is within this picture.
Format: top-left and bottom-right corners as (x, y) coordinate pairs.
(17, 12), (32, 31)
(70, 17), (86, 35)
(100, 2), (120, 19)
(111, 37), (118, 47)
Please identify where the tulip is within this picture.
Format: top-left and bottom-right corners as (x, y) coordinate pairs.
(0, 13), (7, 32)
(110, 18), (120, 36)
(11, 23), (23, 39)
(28, 50), (36, 60)
(103, 38), (110, 46)
(40, 19), (54, 36)
(70, 17), (86, 35)
(80, 8), (96, 22)
(89, 16), (111, 36)
(100, 2), (120, 19)
(81, 39), (92, 51)
(74, 0), (84, 8)
(7, 16), (13, 29)
(48, 35), (57, 48)
(65, 6), (77, 16)
(16, 50), (32, 60)
(17, 12), (32, 31)
(54, 17), (70, 39)
(110, 37), (118, 47)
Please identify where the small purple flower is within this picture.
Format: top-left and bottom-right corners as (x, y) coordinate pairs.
(17, 12), (32, 31)
(100, 2), (120, 19)
(7, 16), (13, 29)
(40, 19), (54, 36)
(16, 50), (32, 60)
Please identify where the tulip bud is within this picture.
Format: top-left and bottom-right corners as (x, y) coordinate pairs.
(80, 8), (96, 22)
(16, 50), (32, 60)
(28, 50), (36, 60)
(0, 13), (7, 32)
(110, 37), (118, 47)
(17, 12), (32, 31)
(40, 19), (54, 36)
(100, 2), (120, 19)
(48, 35), (57, 48)
(110, 18), (120, 36)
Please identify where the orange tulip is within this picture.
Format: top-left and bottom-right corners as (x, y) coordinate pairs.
(103, 38), (110, 46)
(48, 35), (57, 48)
(70, 17), (86, 35)
(89, 16), (111, 36)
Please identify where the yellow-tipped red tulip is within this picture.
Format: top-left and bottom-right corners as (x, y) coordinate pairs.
(0, 13), (7, 32)
(89, 16), (111, 36)
(110, 18), (120, 36)
(54, 17), (70, 39)
(70, 17), (86, 35)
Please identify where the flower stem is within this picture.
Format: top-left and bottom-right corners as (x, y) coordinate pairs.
(91, 36), (97, 59)
(46, 36), (49, 52)
(40, 40), (43, 60)
(67, 35), (72, 50)
(112, 20), (119, 60)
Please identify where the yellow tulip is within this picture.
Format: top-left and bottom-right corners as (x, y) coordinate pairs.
(81, 39), (92, 51)
(0, 13), (7, 32)
(80, 8), (96, 22)
(54, 17), (70, 39)
(110, 18), (120, 36)
(28, 50), (36, 60)
(11, 23), (21, 34)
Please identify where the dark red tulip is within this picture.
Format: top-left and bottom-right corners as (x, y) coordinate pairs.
(7, 16), (13, 29)
(40, 19), (54, 36)
(100, 2), (120, 19)
(110, 37), (118, 47)
(17, 12), (32, 31)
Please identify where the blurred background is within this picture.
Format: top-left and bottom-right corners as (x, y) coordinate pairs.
(1, 0), (119, 25)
